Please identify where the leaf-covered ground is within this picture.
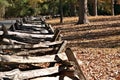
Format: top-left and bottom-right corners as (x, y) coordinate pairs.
(47, 15), (120, 80)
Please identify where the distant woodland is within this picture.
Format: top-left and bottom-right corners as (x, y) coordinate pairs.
(0, 0), (120, 24)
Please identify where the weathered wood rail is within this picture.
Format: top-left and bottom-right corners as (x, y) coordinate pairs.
(0, 48), (85, 80)
(0, 17), (86, 80)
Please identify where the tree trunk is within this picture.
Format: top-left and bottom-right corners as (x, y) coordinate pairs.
(59, 0), (63, 23)
(92, 0), (98, 16)
(77, 0), (89, 24)
(111, 0), (115, 16)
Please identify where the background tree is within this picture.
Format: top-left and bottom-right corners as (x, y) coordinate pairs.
(1, 0), (120, 18)
(98, 0), (112, 15)
(111, 0), (115, 16)
(28, 0), (45, 16)
(88, 0), (97, 16)
(93, 0), (98, 16)
(6, 0), (31, 17)
(63, 0), (77, 16)
(48, 0), (59, 16)
(77, 0), (89, 24)
(0, 0), (9, 18)
(59, 0), (63, 23)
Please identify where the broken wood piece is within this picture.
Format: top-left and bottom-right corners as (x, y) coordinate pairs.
(0, 53), (68, 63)
(0, 66), (67, 80)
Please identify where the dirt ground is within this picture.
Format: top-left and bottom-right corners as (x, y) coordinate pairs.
(47, 15), (120, 80)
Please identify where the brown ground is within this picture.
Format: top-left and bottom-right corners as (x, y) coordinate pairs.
(47, 15), (120, 80)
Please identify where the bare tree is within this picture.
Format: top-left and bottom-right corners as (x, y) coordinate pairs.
(77, 0), (89, 24)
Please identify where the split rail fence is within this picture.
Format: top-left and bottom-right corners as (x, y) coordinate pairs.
(0, 17), (86, 80)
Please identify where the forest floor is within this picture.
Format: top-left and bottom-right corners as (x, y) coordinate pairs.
(46, 15), (120, 80)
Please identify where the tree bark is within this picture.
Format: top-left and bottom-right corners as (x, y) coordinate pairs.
(59, 0), (63, 23)
(92, 0), (98, 16)
(111, 0), (115, 16)
(77, 0), (89, 24)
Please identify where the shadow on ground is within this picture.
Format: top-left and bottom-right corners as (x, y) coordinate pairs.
(67, 40), (120, 48)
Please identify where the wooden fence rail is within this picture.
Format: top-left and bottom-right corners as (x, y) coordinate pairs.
(0, 17), (86, 80)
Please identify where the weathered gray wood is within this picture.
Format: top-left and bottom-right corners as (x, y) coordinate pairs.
(57, 40), (67, 54)
(0, 31), (54, 39)
(65, 48), (86, 80)
(1, 24), (57, 42)
(49, 40), (67, 67)
(1, 24), (8, 36)
(30, 76), (74, 80)
(0, 69), (20, 80)
(45, 41), (63, 46)
(9, 23), (54, 34)
(48, 24), (54, 34)
(0, 52), (67, 63)
(51, 29), (61, 41)
(0, 44), (48, 49)
(27, 20), (42, 23)
(43, 24), (54, 34)
(30, 70), (79, 80)
(0, 66), (67, 80)
(14, 40), (67, 55)
(2, 38), (27, 45)
(0, 41), (63, 49)
(15, 48), (53, 56)
(22, 23), (46, 27)
(14, 30), (47, 34)
(15, 25), (49, 34)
